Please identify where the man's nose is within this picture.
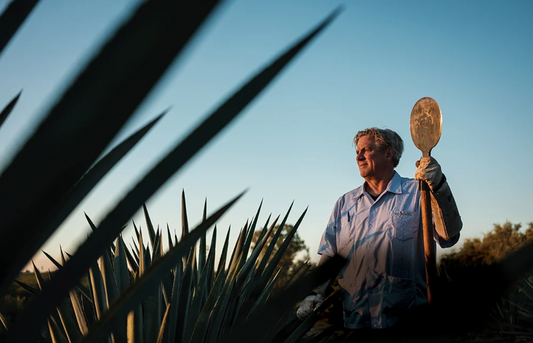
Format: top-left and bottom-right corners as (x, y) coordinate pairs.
(356, 152), (364, 160)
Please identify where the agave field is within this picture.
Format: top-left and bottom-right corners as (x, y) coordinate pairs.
(3, 1), (533, 343)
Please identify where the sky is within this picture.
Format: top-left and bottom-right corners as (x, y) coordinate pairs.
(0, 0), (532, 271)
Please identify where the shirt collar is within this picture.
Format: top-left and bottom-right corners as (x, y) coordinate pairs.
(352, 171), (404, 200)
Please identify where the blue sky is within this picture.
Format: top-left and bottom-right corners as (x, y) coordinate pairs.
(1, 0), (532, 270)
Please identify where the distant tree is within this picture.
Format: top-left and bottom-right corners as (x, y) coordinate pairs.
(440, 221), (533, 267)
(251, 224), (312, 290)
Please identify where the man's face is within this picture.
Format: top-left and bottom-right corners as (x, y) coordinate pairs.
(356, 135), (391, 180)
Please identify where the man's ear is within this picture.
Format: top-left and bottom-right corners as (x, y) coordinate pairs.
(387, 147), (394, 161)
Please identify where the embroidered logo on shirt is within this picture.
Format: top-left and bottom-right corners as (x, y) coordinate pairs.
(393, 211), (413, 216)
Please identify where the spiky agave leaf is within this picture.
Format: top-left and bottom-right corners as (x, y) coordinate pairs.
(281, 291), (342, 343)
(0, 0), (39, 56)
(0, 91), (21, 129)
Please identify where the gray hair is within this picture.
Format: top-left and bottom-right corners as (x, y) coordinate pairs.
(353, 128), (404, 167)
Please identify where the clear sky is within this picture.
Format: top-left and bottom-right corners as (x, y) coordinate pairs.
(1, 0), (532, 270)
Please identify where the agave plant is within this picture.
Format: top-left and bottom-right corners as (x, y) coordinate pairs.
(0, 0), (343, 342)
(16, 196), (344, 343)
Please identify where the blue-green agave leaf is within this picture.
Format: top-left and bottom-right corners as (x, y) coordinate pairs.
(0, 0), (39, 57)
(0, 91), (21, 129)
(143, 204), (157, 251)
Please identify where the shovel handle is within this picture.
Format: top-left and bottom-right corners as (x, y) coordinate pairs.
(420, 179), (437, 305)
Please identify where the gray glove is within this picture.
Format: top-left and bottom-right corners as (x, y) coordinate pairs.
(415, 156), (444, 192)
(415, 156), (462, 241)
(296, 294), (324, 320)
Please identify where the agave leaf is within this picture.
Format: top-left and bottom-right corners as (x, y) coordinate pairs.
(281, 291), (341, 343)
(282, 261), (311, 290)
(205, 281), (236, 343)
(176, 246), (195, 342)
(126, 303), (143, 343)
(236, 209), (295, 318)
(235, 215), (277, 288)
(128, 247), (140, 274)
(0, 0), (219, 297)
(227, 224), (248, 276)
(14, 279), (38, 295)
(292, 324), (338, 343)
(141, 243), (161, 343)
(256, 208), (308, 295)
(68, 289), (89, 337)
(156, 303), (171, 343)
(161, 267), (181, 343)
(241, 200), (263, 261)
(56, 296), (83, 343)
(199, 199), (207, 274)
(114, 236), (131, 293)
(0, 91), (21, 129)
(216, 227), (231, 278)
(159, 234), (174, 307)
(59, 248), (93, 301)
(207, 226), (217, 297)
(32, 261), (46, 290)
(183, 229), (217, 343)
(152, 231), (162, 262)
(42, 250), (63, 270)
(88, 259), (107, 320)
(0, 0), (39, 57)
(218, 256), (346, 343)
(138, 231), (146, 276)
(235, 224), (285, 320)
(101, 248), (119, 304)
(254, 213), (274, 252)
(0, 312), (8, 333)
(101, 244), (127, 342)
(48, 317), (69, 343)
(188, 263), (228, 343)
(181, 190), (190, 239)
(143, 204), (157, 251)
(77, 192), (243, 343)
(255, 204), (294, 279)
(166, 224), (174, 250)
(249, 266), (284, 317)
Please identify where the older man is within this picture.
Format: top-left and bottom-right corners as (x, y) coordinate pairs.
(297, 128), (462, 329)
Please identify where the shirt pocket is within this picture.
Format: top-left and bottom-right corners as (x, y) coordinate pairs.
(337, 209), (356, 258)
(389, 211), (418, 241)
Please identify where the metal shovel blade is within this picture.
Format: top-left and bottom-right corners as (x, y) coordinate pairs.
(410, 97), (442, 157)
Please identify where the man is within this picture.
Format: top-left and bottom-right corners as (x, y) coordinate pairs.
(297, 127), (462, 329)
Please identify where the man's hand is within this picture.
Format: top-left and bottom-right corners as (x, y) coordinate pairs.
(415, 156), (445, 193)
(296, 294), (324, 320)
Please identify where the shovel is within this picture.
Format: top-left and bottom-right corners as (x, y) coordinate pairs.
(410, 97), (442, 305)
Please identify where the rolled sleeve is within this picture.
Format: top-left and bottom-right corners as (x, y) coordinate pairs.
(318, 202), (340, 257)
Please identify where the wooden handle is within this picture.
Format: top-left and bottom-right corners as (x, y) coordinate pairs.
(420, 179), (436, 305)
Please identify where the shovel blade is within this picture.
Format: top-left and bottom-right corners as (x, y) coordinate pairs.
(410, 97), (442, 157)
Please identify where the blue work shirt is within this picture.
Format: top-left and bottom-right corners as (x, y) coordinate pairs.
(318, 172), (456, 329)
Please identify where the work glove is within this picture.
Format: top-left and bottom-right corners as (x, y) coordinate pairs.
(415, 156), (445, 193)
(296, 294), (324, 320)
(415, 156), (463, 241)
